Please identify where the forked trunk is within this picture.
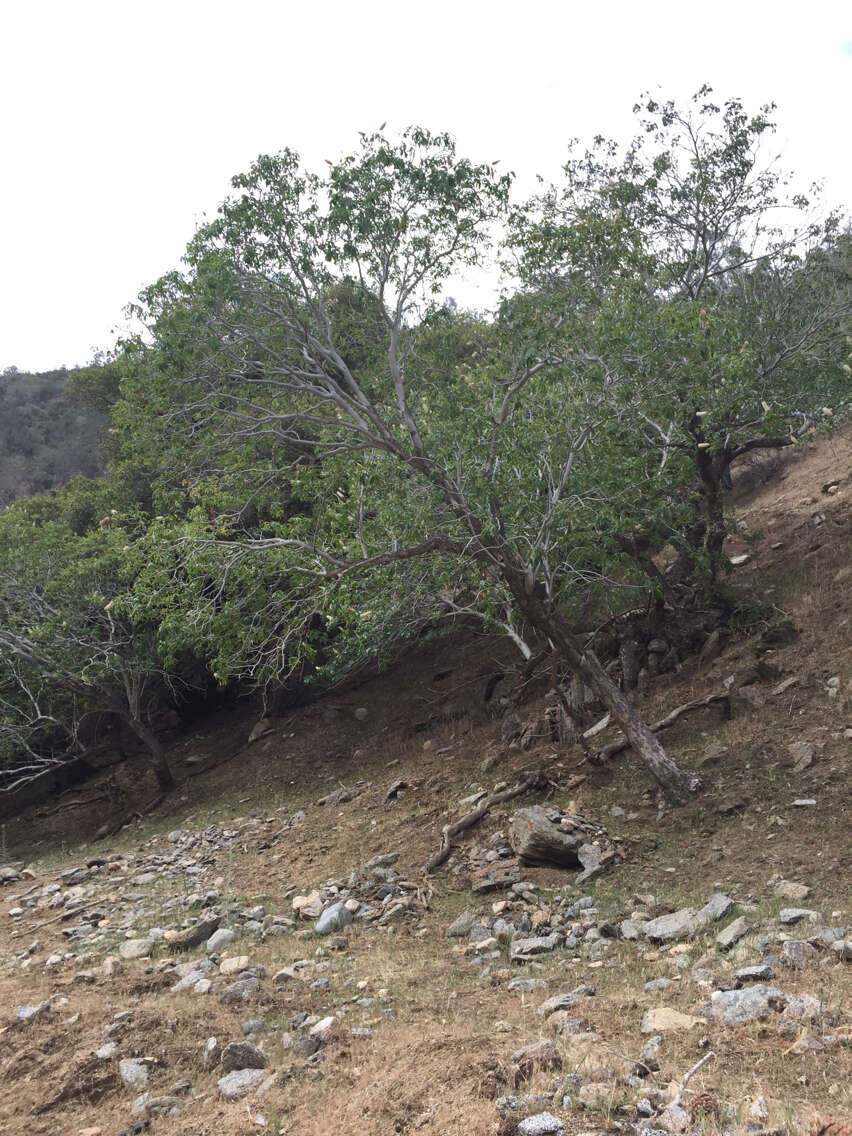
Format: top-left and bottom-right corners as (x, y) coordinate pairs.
(510, 582), (698, 797)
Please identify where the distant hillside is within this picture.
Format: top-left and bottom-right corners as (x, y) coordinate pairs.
(0, 367), (107, 504)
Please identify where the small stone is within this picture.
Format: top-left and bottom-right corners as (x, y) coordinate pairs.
(659, 1102), (691, 1132)
(95, 1043), (117, 1060)
(736, 964), (776, 983)
(316, 901), (353, 935)
(507, 977), (547, 993)
(145, 1095), (182, 1117)
(577, 1081), (613, 1107)
(643, 908), (706, 943)
(641, 1007), (701, 1033)
(119, 938), (154, 960)
(780, 939), (817, 969)
(219, 977), (261, 1005)
(510, 935), (559, 962)
(292, 890), (324, 919)
(773, 880), (811, 901)
(644, 977), (673, 992)
(309, 1015), (339, 1042)
(217, 1067), (266, 1101)
(471, 858), (521, 893)
(119, 1058), (150, 1092)
(202, 1037), (220, 1070)
(537, 987), (594, 1017)
(517, 1112), (564, 1136)
(637, 1035), (661, 1075)
(779, 908), (817, 925)
(716, 915), (752, 950)
(169, 915), (221, 950)
(219, 954), (251, 975)
(703, 984), (788, 1025)
(699, 893), (735, 921)
(16, 1001), (51, 1022)
(511, 1040), (562, 1079)
(206, 928), (236, 953)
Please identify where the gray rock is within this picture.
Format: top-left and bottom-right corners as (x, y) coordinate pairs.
(773, 879), (811, 901)
(736, 964), (776, 983)
(202, 1037), (220, 1070)
(170, 915), (221, 950)
(517, 1113), (565, 1136)
(537, 989), (588, 1017)
(716, 915), (752, 950)
(16, 1001), (50, 1022)
(119, 938), (154, 960)
(496, 1095), (552, 1118)
(699, 893), (735, 921)
(643, 907), (706, 943)
(780, 939), (817, 969)
(147, 1095), (182, 1117)
(620, 919), (641, 940)
(703, 984), (788, 1025)
(95, 1042), (118, 1060)
(779, 993), (826, 1029)
(510, 935), (560, 962)
(315, 901), (353, 935)
(206, 928), (236, 953)
(637, 1035), (661, 1075)
(241, 1019), (268, 1036)
(510, 807), (585, 868)
(470, 858), (521, 893)
(507, 976), (547, 992)
(217, 1067), (267, 1101)
(468, 923), (492, 942)
(833, 940), (852, 961)
(644, 977), (673, 992)
(119, 1057), (150, 1092)
(446, 910), (476, 938)
(220, 1041), (268, 1073)
(219, 977), (261, 1005)
(779, 908), (817, 925)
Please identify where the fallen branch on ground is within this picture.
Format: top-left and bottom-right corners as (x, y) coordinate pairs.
(668, 1051), (716, 1110)
(422, 769), (547, 875)
(36, 791), (109, 818)
(592, 691), (730, 764)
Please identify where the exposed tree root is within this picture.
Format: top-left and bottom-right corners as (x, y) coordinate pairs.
(592, 690), (731, 764)
(422, 769), (547, 875)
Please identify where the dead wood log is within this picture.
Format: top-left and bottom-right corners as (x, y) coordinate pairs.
(35, 790), (109, 818)
(422, 769), (547, 875)
(592, 691), (730, 764)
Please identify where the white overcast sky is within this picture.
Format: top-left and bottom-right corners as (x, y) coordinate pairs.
(1, 0), (850, 372)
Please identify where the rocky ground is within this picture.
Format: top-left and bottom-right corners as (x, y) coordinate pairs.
(0, 433), (850, 1136)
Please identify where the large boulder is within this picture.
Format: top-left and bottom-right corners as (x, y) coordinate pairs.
(509, 807), (586, 868)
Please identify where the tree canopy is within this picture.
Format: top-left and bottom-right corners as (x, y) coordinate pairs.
(1, 91), (849, 799)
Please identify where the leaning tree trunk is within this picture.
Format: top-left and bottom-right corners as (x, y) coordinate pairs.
(508, 580), (698, 797)
(125, 716), (175, 792)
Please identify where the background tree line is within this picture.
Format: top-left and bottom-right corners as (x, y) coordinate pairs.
(0, 365), (114, 505)
(1, 89), (849, 799)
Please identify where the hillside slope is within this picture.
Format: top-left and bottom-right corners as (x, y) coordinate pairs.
(0, 367), (106, 504)
(0, 432), (849, 1136)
